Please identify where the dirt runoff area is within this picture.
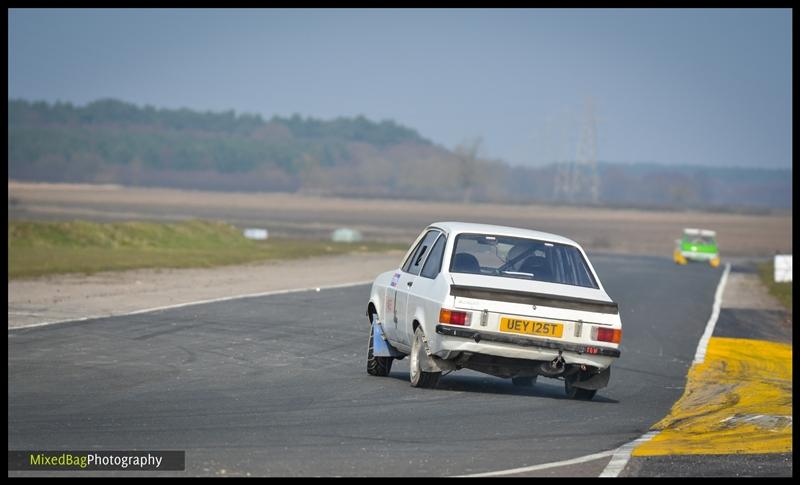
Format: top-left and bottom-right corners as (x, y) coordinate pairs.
(8, 181), (793, 257)
(7, 181), (792, 329)
(8, 251), (403, 329)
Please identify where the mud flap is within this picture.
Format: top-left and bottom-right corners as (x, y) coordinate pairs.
(567, 366), (611, 390)
(427, 355), (457, 373)
(417, 336), (456, 373)
(372, 321), (404, 358)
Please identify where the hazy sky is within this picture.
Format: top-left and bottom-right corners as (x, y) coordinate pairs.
(8, 8), (793, 169)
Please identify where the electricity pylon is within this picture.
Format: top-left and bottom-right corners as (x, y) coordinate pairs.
(554, 98), (600, 204)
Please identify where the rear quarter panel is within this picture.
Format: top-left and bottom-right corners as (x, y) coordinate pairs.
(406, 274), (453, 344)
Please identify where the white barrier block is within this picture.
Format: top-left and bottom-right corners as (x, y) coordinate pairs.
(243, 228), (269, 240)
(331, 228), (363, 243)
(774, 254), (792, 283)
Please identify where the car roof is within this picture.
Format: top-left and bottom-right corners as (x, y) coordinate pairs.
(427, 221), (580, 247)
(683, 228), (717, 237)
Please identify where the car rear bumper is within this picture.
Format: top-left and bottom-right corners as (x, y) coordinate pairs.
(432, 324), (619, 367)
(680, 250), (718, 261)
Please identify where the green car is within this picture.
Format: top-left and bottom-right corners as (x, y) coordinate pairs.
(674, 228), (720, 267)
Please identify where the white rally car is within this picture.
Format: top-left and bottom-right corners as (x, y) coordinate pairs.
(366, 222), (621, 400)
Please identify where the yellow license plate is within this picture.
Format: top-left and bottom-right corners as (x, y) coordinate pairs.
(499, 317), (563, 338)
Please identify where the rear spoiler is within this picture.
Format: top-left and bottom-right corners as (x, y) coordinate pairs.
(450, 285), (619, 315)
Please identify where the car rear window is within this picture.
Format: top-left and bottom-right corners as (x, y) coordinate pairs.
(450, 233), (598, 289)
(683, 235), (716, 246)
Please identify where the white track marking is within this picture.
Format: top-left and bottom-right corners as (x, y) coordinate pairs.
(455, 449), (616, 477)
(8, 280), (372, 331)
(598, 431), (659, 477)
(598, 262), (732, 477)
(693, 262), (731, 364)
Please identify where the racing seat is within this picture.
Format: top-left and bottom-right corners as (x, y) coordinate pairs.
(453, 253), (481, 274)
(520, 256), (554, 282)
(506, 244), (533, 270)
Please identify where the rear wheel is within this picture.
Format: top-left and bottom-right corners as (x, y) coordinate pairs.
(511, 376), (537, 387)
(565, 379), (597, 400)
(410, 326), (441, 388)
(367, 323), (393, 377)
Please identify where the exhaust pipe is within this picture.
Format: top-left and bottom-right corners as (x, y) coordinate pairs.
(539, 352), (566, 376)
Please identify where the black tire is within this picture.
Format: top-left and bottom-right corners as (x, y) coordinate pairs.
(511, 376), (537, 387)
(367, 323), (393, 377)
(565, 379), (597, 400)
(410, 326), (441, 388)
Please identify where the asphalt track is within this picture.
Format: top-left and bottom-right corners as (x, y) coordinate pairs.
(9, 255), (726, 476)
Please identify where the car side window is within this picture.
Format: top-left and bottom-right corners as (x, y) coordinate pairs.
(402, 230), (436, 273)
(402, 233), (426, 272)
(420, 234), (446, 279)
(404, 230), (440, 276)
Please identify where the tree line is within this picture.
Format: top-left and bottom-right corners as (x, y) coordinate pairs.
(8, 98), (791, 210)
(9, 98), (430, 174)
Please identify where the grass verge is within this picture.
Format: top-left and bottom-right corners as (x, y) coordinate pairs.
(8, 220), (405, 279)
(757, 260), (792, 312)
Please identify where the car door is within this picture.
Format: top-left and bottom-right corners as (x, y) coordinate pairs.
(394, 230), (441, 347)
(406, 232), (447, 334)
(383, 230), (431, 343)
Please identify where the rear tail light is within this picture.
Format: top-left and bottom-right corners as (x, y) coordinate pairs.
(439, 308), (471, 326)
(592, 326), (622, 344)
